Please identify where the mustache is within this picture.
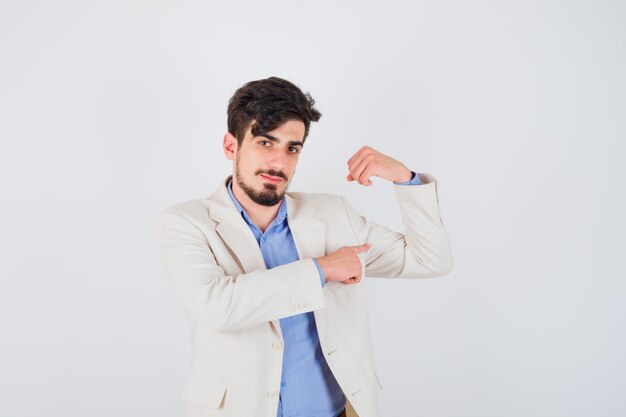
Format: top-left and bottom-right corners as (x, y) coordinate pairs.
(257, 170), (287, 180)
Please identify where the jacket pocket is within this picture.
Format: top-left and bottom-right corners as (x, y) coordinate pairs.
(182, 377), (227, 409)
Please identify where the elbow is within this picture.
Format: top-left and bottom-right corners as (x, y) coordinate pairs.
(433, 244), (454, 277)
(417, 245), (454, 278)
(437, 256), (453, 277)
(433, 237), (453, 277)
(421, 249), (453, 278)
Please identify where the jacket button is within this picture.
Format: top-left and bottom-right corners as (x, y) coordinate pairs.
(272, 342), (283, 351)
(266, 390), (279, 399)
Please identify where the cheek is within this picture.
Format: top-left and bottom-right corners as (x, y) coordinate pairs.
(239, 152), (261, 170)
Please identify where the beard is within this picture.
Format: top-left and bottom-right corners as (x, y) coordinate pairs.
(235, 155), (290, 207)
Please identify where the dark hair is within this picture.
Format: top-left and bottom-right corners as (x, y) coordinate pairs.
(227, 76), (321, 146)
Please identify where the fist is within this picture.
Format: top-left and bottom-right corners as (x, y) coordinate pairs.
(346, 145), (412, 186)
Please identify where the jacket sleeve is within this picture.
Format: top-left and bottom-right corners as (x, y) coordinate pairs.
(155, 209), (325, 333)
(340, 173), (453, 279)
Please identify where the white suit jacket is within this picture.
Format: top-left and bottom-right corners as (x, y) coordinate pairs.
(155, 173), (453, 417)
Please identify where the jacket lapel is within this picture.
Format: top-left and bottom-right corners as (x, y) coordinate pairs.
(284, 193), (326, 263)
(207, 177), (267, 274)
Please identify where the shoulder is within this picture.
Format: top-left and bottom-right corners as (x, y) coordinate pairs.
(286, 190), (353, 219)
(156, 197), (214, 229)
(287, 190), (344, 206)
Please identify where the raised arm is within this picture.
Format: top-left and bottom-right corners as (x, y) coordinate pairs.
(342, 145), (453, 278)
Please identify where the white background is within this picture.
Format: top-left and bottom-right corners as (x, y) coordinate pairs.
(1, 1), (625, 416)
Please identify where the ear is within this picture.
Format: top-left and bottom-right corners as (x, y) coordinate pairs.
(223, 132), (238, 161)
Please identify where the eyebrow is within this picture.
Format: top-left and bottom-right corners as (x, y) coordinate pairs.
(258, 133), (304, 148)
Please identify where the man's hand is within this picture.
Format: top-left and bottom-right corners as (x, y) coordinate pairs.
(315, 243), (371, 285)
(346, 145), (412, 186)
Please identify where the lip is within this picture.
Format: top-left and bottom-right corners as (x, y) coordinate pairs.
(260, 174), (283, 184)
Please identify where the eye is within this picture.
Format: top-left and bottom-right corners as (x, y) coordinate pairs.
(288, 147), (300, 154)
(259, 140), (271, 147)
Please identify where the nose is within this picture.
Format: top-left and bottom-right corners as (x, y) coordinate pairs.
(267, 147), (287, 171)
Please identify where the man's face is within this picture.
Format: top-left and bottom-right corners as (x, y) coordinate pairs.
(229, 119), (305, 207)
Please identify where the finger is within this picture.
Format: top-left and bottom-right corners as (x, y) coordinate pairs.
(347, 145), (369, 168)
(350, 243), (372, 254)
(348, 152), (372, 179)
(346, 173), (355, 182)
(358, 165), (375, 187)
(347, 148), (372, 179)
(349, 156), (373, 186)
(357, 155), (377, 185)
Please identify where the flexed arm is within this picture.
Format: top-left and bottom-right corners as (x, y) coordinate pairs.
(341, 145), (453, 278)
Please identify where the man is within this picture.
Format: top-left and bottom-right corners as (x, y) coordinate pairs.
(155, 76), (453, 417)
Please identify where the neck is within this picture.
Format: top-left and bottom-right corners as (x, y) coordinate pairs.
(231, 178), (280, 233)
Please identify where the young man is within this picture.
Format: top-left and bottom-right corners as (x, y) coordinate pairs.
(155, 76), (453, 417)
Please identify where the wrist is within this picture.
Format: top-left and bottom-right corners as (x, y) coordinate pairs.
(314, 257), (328, 282)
